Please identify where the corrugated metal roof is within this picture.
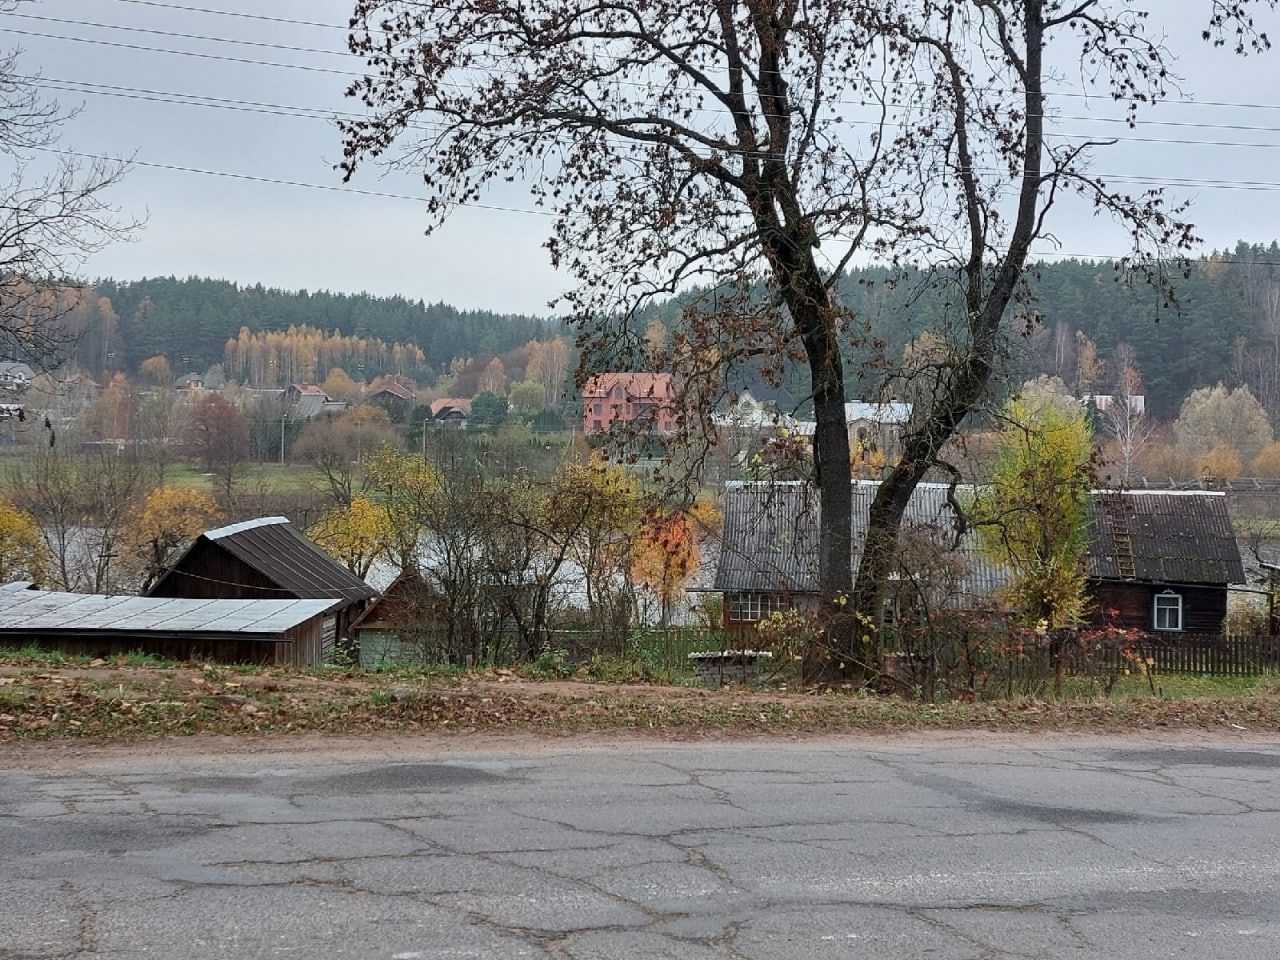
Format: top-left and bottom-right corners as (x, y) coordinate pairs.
(1085, 491), (1244, 585)
(713, 481), (1008, 608)
(0, 588), (332, 636)
(151, 517), (378, 602)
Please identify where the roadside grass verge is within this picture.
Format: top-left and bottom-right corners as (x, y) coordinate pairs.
(2, 660), (1280, 743)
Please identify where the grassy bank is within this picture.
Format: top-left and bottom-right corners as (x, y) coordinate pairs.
(2, 653), (1279, 743)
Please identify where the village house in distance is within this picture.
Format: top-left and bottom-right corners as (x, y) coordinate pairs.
(582, 372), (677, 436)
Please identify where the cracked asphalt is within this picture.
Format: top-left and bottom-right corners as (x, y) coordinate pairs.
(4, 733), (1280, 959)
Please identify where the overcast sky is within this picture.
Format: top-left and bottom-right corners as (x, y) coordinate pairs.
(7, 0), (1280, 315)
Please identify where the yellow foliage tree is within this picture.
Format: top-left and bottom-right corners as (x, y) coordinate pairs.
(0, 500), (51, 584)
(629, 507), (709, 626)
(974, 395), (1093, 629)
(126, 486), (223, 589)
(1252, 442), (1280, 479)
(555, 456), (644, 617)
(363, 449), (442, 568)
(308, 495), (394, 578)
(1199, 442), (1243, 480)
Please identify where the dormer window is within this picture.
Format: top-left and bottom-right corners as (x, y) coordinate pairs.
(1153, 591), (1183, 632)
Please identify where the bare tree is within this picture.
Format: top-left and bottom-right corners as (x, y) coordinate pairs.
(10, 445), (142, 592)
(1, 1), (138, 369)
(1100, 366), (1153, 487)
(341, 0), (1271, 680)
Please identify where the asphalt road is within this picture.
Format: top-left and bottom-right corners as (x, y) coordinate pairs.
(4, 733), (1280, 959)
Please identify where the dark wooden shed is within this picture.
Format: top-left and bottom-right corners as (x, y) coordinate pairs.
(1084, 492), (1244, 635)
(146, 517), (377, 650)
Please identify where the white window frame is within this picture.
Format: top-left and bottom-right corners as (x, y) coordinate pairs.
(1153, 591), (1183, 632)
(729, 592), (785, 623)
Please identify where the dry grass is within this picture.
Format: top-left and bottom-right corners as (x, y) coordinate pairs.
(2, 660), (1280, 744)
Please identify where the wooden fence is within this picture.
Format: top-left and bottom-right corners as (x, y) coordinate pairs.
(1125, 633), (1280, 677)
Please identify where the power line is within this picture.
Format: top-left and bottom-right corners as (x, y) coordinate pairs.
(20, 19), (1280, 140)
(27, 144), (557, 217)
(6, 10), (351, 59)
(85, 0), (1280, 116)
(29, 73), (1280, 158)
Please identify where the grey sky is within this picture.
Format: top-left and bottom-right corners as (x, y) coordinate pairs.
(6, 0), (1280, 315)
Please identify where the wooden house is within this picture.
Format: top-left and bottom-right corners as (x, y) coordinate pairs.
(711, 481), (1008, 632)
(1084, 491), (1244, 634)
(710, 483), (1245, 637)
(429, 397), (472, 429)
(146, 517), (376, 654)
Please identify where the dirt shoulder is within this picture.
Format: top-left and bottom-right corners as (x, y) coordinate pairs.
(3, 661), (1280, 749)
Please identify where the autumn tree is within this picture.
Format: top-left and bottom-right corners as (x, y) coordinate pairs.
(1100, 365), (1152, 488)
(526, 338), (571, 411)
(308, 495), (394, 579)
(138, 355), (173, 388)
(478, 357), (508, 396)
(183, 393), (250, 504)
(9, 446), (143, 592)
(124, 486), (222, 590)
(342, 0), (1268, 681)
(320, 367), (362, 404)
(509, 381), (546, 419)
(293, 406), (398, 505)
(974, 396), (1094, 630)
(1175, 383), (1274, 466)
(630, 509), (702, 627)
(558, 456), (644, 632)
(0, 499), (50, 584)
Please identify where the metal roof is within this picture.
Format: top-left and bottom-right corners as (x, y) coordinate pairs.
(151, 517), (378, 603)
(0, 588), (333, 638)
(713, 481), (1009, 609)
(1085, 491), (1244, 585)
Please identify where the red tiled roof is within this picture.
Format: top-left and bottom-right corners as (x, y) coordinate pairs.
(582, 373), (673, 399)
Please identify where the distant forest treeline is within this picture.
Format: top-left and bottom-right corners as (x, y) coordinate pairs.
(46, 243), (1280, 419)
(59, 276), (558, 382)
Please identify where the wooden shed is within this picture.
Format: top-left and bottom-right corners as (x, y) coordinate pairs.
(146, 517), (377, 651)
(1084, 491), (1245, 635)
(0, 583), (337, 666)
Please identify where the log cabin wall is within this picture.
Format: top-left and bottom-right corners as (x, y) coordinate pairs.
(1086, 580), (1228, 634)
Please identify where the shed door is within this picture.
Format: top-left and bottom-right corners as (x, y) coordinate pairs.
(322, 615), (337, 663)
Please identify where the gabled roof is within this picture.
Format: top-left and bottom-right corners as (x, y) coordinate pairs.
(0, 361), (34, 379)
(370, 380), (416, 401)
(1085, 491), (1244, 585)
(713, 481), (1008, 608)
(291, 383), (327, 396)
(292, 393), (331, 419)
(149, 517), (376, 603)
(430, 397), (472, 417)
(582, 373), (674, 400)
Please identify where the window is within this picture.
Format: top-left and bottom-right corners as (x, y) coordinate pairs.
(1153, 591), (1183, 632)
(728, 592), (787, 623)
(881, 597), (899, 629)
(592, 419), (603, 431)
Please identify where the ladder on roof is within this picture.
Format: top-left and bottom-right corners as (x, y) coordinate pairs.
(1104, 494), (1137, 580)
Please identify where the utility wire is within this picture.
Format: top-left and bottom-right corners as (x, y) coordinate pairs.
(29, 74), (1280, 158)
(85, 0), (1280, 115)
(18, 19), (1280, 139)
